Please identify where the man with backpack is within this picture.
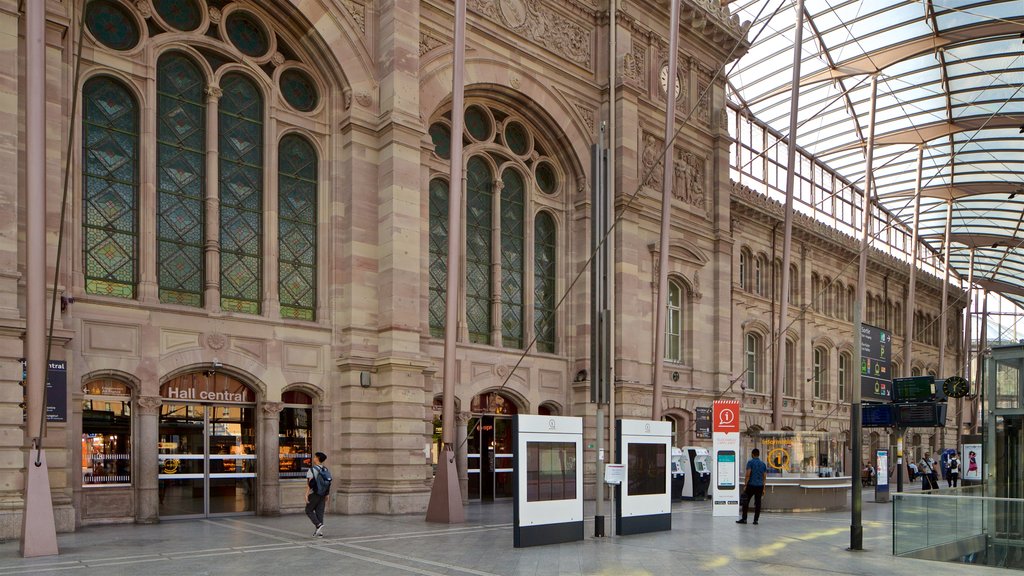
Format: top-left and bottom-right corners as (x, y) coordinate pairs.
(305, 452), (332, 537)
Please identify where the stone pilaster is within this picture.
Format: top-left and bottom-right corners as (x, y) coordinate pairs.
(135, 396), (161, 523)
(258, 402), (283, 516)
(203, 85), (222, 312)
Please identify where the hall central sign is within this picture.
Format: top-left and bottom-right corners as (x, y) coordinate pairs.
(160, 374), (255, 403)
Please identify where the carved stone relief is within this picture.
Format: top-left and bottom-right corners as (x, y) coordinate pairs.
(343, 0), (366, 33)
(469, 0), (593, 68)
(622, 41), (646, 89)
(640, 133), (708, 214)
(420, 31), (446, 56)
(696, 82), (710, 126)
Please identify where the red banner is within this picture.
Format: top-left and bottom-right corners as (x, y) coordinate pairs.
(712, 400), (740, 434)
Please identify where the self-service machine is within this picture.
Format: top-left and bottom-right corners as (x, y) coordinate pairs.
(671, 448), (685, 501)
(680, 446), (711, 500)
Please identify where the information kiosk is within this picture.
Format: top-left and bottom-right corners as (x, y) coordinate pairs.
(615, 419), (672, 535)
(512, 415), (583, 548)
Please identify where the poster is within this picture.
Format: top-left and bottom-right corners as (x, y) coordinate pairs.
(712, 400), (740, 517)
(961, 443), (981, 481)
(20, 359), (67, 423)
(695, 407), (712, 439)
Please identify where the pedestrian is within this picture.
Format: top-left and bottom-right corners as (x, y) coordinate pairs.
(919, 452), (938, 490)
(736, 448), (767, 525)
(947, 451), (960, 487)
(305, 451), (332, 537)
(907, 461), (918, 481)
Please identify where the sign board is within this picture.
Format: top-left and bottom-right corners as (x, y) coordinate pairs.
(961, 443), (981, 482)
(604, 464), (624, 485)
(513, 415), (584, 548)
(874, 449), (890, 503)
(712, 400), (741, 517)
(862, 404), (895, 427)
(896, 402), (947, 427)
(615, 419), (672, 536)
(21, 359), (68, 423)
(893, 376), (934, 403)
(695, 407), (712, 439)
(160, 374), (255, 403)
(860, 324), (892, 402)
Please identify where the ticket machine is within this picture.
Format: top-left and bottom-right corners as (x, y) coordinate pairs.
(680, 446), (711, 499)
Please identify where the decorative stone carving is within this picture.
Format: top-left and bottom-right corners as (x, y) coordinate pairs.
(510, 74), (521, 89)
(261, 402), (284, 416)
(135, 1), (151, 18)
(343, 0), (366, 33)
(640, 133), (664, 191)
(469, 0), (592, 68)
(355, 90), (372, 107)
(206, 332), (227, 350)
(496, 365), (510, 378)
(573, 102), (595, 133)
(137, 396), (162, 415)
(205, 85), (223, 100)
(696, 82), (710, 126)
(343, 87), (353, 110)
(271, 52), (285, 66)
(209, 7), (222, 24)
(672, 151), (707, 212)
(693, 270), (703, 301)
(622, 41), (645, 89)
(419, 31), (446, 56)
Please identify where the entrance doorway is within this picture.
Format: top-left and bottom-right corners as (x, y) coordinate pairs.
(158, 373), (257, 518)
(467, 392), (518, 501)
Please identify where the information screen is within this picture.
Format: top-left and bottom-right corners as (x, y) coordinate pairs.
(893, 376), (934, 403)
(627, 443), (666, 496)
(860, 324), (892, 401)
(717, 451), (736, 489)
(526, 441), (577, 502)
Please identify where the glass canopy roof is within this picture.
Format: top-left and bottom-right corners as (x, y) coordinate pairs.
(725, 0), (1024, 308)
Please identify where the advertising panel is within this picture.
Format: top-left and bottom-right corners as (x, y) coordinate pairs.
(712, 400), (741, 517)
(20, 359), (67, 423)
(961, 443), (982, 482)
(513, 415), (584, 548)
(615, 419), (672, 535)
(695, 407), (712, 439)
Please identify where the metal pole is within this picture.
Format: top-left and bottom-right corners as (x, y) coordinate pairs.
(606, 0), (618, 531)
(652, 0), (680, 421)
(772, 0), (805, 430)
(936, 199), (953, 452)
(903, 145), (924, 378)
(592, 122), (608, 537)
(973, 290), (987, 435)
(851, 73), (879, 552)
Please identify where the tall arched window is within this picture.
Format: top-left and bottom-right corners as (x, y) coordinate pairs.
(219, 73), (263, 314)
(745, 333), (762, 393)
(500, 168), (525, 348)
(813, 347), (828, 399)
(428, 179), (449, 338)
(788, 264), (799, 306)
(534, 212), (556, 353)
(82, 77), (139, 299)
(465, 156), (493, 344)
(157, 52), (206, 306)
(278, 134), (317, 321)
(738, 249), (749, 290)
(755, 255), (765, 296)
(784, 338), (796, 396)
(838, 351), (850, 401)
(846, 286), (855, 321)
(666, 280), (683, 363)
(811, 273), (821, 312)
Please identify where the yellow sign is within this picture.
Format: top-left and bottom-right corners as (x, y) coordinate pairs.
(158, 442), (178, 450)
(767, 448), (790, 471)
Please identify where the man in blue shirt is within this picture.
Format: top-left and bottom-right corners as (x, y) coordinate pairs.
(737, 448), (768, 525)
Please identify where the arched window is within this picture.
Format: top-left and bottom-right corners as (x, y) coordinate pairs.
(278, 134), (317, 321)
(846, 286), (855, 321)
(738, 249), (749, 290)
(784, 338), (796, 396)
(755, 255), (766, 296)
(218, 73), (264, 314)
(83, 77), (139, 299)
(666, 279), (684, 363)
(788, 264), (799, 306)
(745, 333), (762, 393)
(157, 52), (206, 306)
(772, 259), (781, 302)
(428, 179), (449, 338)
(838, 351), (851, 401)
(912, 366), (922, 377)
(813, 347), (828, 399)
(500, 168), (525, 348)
(465, 156), (493, 344)
(811, 273), (821, 313)
(892, 361), (902, 379)
(534, 212), (556, 353)
(82, 379), (133, 486)
(279, 390), (313, 479)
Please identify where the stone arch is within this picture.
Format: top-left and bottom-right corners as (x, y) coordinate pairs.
(469, 387), (529, 415)
(662, 407), (693, 447)
(282, 382), (324, 403)
(158, 359), (268, 401)
(538, 401), (562, 416)
(81, 368), (141, 392)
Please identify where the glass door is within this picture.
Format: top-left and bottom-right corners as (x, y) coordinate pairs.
(467, 417), (481, 500)
(492, 416), (514, 499)
(159, 404), (257, 517)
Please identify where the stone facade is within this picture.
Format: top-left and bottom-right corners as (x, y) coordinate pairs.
(0, 0), (958, 537)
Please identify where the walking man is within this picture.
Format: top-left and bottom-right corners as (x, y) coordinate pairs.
(947, 451), (960, 487)
(305, 451), (330, 537)
(736, 448), (768, 525)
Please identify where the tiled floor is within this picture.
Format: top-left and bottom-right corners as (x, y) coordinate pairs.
(0, 491), (1006, 575)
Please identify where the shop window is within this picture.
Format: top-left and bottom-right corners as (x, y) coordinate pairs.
(82, 379), (132, 486)
(279, 390), (313, 479)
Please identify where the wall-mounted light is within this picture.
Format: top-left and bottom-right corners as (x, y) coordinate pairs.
(574, 369), (588, 382)
(359, 371), (371, 388)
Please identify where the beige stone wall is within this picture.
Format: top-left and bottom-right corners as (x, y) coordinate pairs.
(0, 0), (964, 537)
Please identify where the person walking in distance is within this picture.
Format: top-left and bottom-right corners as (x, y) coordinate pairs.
(736, 448), (768, 525)
(305, 452), (332, 537)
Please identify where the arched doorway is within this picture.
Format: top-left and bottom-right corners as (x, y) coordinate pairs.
(158, 372), (258, 518)
(468, 392), (519, 501)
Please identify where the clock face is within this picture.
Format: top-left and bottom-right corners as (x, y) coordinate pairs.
(660, 65), (681, 99)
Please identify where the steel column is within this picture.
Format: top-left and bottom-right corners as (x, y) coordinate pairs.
(903, 145), (924, 377)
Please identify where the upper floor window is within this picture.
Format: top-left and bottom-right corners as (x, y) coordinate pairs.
(838, 352), (850, 401)
(813, 347), (828, 399)
(278, 135), (318, 321)
(738, 249), (749, 290)
(784, 339), (796, 397)
(666, 280), (685, 363)
(745, 333), (762, 393)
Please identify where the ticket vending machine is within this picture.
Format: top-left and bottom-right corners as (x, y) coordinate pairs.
(680, 446), (711, 500)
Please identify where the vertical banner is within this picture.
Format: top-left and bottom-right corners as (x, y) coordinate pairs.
(712, 400), (740, 517)
(874, 449), (889, 503)
(694, 407), (712, 439)
(961, 443), (981, 482)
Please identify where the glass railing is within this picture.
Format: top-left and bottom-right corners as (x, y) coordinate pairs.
(893, 492), (1024, 569)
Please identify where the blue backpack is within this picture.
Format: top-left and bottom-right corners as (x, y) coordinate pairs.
(313, 465), (332, 496)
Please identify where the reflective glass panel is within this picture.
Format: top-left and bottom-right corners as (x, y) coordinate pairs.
(278, 134), (317, 321)
(428, 179), (448, 338)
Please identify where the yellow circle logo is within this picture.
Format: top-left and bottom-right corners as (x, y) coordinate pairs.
(767, 448), (790, 471)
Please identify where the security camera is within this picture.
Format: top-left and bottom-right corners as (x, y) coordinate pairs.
(212, 360), (223, 369)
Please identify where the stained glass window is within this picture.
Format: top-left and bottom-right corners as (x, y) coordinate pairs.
(82, 77), (138, 299)
(154, 0), (201, 31)
(429, 123), (451, 160)
(219, 73), (263, 314)
(466, 157), (492, 344)
(536, 162), (557, 195)
(157, 53), (206, 307)
(280, 69), (319, 112)
(278, 134), (317, 321)
(534, 212), (556, 353)
(465, 106), (490, 141)
(429, 179), (449, 338)
(501, 169), (525, 349)
(504, 122), (529, 156)
(225, 11), (269, 57)
(85, 0), (140, 51)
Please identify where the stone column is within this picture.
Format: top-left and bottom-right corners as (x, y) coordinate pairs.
(258, 402), (283, 516)
(456, 411), (469, 503)
(204, 85), (222, 311)
(135, 396), (162, 523)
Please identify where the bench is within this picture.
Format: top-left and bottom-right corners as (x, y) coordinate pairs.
(799, 483), (850, 489)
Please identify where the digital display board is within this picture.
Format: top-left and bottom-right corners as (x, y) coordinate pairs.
(893, 376), (934, 403)
(862, 404), (895, 427)
(526, 442), (577, 502)
(627, 443), (667, 496)
(896, 403), (947, 427)
(860, 324), (892, 402)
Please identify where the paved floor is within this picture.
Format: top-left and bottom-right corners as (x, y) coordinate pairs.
(0, 489), (1005, 576)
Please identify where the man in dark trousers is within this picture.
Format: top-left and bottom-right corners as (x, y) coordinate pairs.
(305, 452), (329, 537)
(737, 448), (768, 525)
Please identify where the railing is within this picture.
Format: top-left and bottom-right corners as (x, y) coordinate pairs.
(893, 492), (1024, 569)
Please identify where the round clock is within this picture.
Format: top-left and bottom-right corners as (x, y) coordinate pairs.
(942, 376), (969, 398)
(660, 65), (682, 100)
